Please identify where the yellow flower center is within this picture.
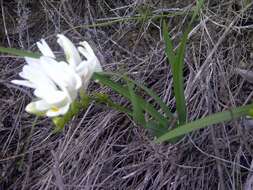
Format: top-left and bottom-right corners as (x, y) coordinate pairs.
(51, 106), (60, 112)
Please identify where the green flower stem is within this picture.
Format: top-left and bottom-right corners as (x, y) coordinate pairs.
(52, 95), (90, 133)
(92, 93), (132, 116)
(156, 103), (253, 143)
(52, 92), (132, 132)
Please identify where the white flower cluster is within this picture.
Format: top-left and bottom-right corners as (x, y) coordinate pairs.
(12, 34), (102, 117)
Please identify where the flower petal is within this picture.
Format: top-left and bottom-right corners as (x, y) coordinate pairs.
(57, 34), (81, 68)
(34, 88), (67, 105)
(11, 79), (35, 88)
(78, 46), (92, 61)
(25, 100), (50, 114)
(46, 103), (70, 117)
(79, 41), (96, 57)
(20, 63), (57, 90)
(36, 39), (55, 58)
(39, 56), (81, 100)
(25, 102), (38, 114)
(75, 60), (92, 76)
(93, 59), (103, 73)
(78, 42), (102, 74)
(74, 72), (82, 90)
(34, 99), (51, 111)
(24, 57), (40, 67)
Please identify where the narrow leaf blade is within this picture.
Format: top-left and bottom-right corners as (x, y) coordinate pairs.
(93, 73), (169, 127)
(162, 21), (176, 65)
(156, 103), (253, 143)
(127, 81), (146, 126)
(0, 46), (40, 58)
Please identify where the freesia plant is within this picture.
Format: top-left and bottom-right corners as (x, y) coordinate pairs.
(2, 0), (253, 143)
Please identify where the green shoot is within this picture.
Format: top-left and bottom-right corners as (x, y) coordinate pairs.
(162, 0), (204, 125)
(156, 103), (253, 143)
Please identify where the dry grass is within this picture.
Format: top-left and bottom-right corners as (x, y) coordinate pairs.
(1, 0), (253, 189)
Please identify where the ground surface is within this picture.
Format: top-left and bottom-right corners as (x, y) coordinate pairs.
(1, 0), (253, 189)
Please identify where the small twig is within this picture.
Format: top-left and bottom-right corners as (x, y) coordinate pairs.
(1, 0), (11, 47)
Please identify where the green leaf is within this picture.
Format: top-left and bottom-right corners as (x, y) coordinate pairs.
(163, 22), (187, 125)
(146, 120), (168, 138)
(127, 81), (146, 126)
(93, 92), (132, 115)
(172, 25), (189, 124)
(122, 74), (174, 121)
(95, 72), (174, 122)
(190, 0), (204, 25)
(93, 73), (169, 128)
(162, 0), (204, 125)
(162, 21), (176, 65)
(0, 46), (40, 58)
(156, 103), (253, 143)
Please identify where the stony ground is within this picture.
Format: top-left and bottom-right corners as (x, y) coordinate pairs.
(1, 0), (253, 189)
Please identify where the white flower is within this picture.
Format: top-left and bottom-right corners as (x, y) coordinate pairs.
(11, 34), (102, 117)
(12, 56), (82, 117)
(57, 34), (102, 87)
